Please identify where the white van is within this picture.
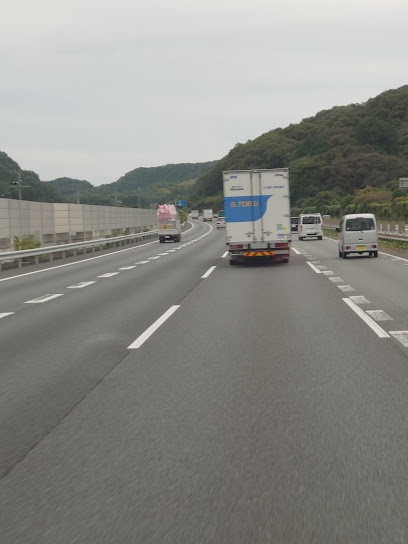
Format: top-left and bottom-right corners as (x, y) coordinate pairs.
(298, 213), (323, 240)
(336, 213), (378, 258)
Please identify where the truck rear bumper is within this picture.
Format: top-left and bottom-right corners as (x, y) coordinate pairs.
(229, 250), (290, 264)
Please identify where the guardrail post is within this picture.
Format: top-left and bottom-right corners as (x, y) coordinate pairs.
(18, 258), (22, 268)
(62, 251), (66, 259)
(50, 253), (53, 262)
(35, 256), (39, 265)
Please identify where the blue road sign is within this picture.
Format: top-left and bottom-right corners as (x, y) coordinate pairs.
(177, 200), (186, 206)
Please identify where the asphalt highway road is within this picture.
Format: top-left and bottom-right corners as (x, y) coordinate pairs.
(1, 226), (408, 542)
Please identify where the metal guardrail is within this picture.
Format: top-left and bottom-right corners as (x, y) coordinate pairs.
(323, 224), (408, 243)
(0, 230), (158, 271)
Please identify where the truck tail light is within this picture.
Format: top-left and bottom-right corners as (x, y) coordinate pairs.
(230, 244), (244, 249)
(275, 243), (288, 248)
(372, 245), (377, 249)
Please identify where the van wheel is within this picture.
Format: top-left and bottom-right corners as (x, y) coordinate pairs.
(342, 252), (347, 259)
(299, 236), (303, 241)
(318, 236), (323, 240)
(374, 251), (378, 258)
(339, 249), (343, 258)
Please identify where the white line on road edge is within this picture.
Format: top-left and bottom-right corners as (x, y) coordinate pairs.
(343, 298), (390, 338)
(291, 247), (301, 255)
(221, 251), (229, 258)
(0, 240), (159, 282)
(127, 305), (180, 349)
(0, 312), (14, 319)
(389, 331), (408, 347)
(67, 281), (96, 288)
(25, 294), (64, 304)
(306, 261), (322, 274)
(202, 266), (216, 278)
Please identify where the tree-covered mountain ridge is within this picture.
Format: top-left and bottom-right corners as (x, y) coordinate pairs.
(0, 158), (218, 208)
(192, 85), (408, 219)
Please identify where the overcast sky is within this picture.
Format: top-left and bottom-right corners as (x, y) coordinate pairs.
(1, 0), (408, 186)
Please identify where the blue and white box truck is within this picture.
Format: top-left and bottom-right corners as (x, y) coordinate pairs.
(223, 169), (291, 265)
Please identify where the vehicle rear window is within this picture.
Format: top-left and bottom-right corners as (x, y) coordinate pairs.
(345, 218), (375, 231)
(291, 217), (299, 224)
(302, 216), (319, 224)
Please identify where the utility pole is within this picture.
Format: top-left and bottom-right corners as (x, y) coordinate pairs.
(76, 188), (80, 204)
(10, 173), (30, 200)
(138, 187), (141, 209)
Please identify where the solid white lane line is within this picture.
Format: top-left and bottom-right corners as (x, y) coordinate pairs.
(166, 250), (176, 253)
(98, 272), (120, 278)
(222, 251), (229, 258)
(118, 266), (136, 270)
(306, 262), (322, 274)
(390, 331), (408, 347)
(291, 247), (301, 255)
(202, 266), (216, 278)
(67, 281), (96, 289)
(350, 296), (370, 304)
(343, 298), (390, 338)
(127, 305), (180, 349)
(157, 253), (169, 256)
(366, 310), (393, 321)
(25, 294), (64, 304)
(0, 313), (14, 319)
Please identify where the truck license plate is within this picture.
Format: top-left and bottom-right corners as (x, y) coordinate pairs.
(356, 245), (366, 250)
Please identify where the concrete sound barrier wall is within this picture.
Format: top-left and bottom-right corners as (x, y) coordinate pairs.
(0, 198), (157, 251)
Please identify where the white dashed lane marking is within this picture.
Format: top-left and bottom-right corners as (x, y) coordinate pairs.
(0, 313), (14, 319)
(118, 266), (136, 270)
(25, 294), (64, 304)
(343, 298), (390, 339)
(366, 310), (393, 322)
(338, 285), (355, 292)
(390, 332), (408, 347)
(98, 272), (120, 278)
(306, 262), (322, 274)
(329, 277), (343, 283)
(68, 281), (96, 288)
(350, 296), (370, 304)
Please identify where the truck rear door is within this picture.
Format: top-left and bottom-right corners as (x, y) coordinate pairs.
(223, 169), (290, 243)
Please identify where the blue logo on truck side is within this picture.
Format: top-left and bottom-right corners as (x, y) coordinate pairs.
(224, 195), (273, 222)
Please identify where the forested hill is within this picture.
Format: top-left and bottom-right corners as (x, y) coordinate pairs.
(0, 152), (63, 202)
(191, 85), (408, 218)
(113, 161), (218, 191)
